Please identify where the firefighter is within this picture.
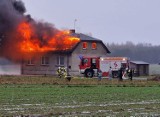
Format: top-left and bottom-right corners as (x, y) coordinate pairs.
(56, 67), (67, 78)
(56, 67), (62, 78)
(128, 69), (133, 81)
(118, 67), (123, 81)
(108, 67), (112, 80)
(61, 67), (67, 78)
(97, 69), (102, 81)
(122, 67), (128, 79)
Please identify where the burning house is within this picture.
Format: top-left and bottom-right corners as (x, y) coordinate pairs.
(21, 30), (110, 76)
(0, 0), (110, 76)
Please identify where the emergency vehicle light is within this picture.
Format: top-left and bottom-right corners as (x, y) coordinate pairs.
(101, 58), (104, 61)
(123, 58), (126, 61)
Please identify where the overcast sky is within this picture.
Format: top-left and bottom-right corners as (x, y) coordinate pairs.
(22, 0), (160, 45)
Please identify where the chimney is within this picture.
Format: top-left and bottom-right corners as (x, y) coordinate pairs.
(70, 29), (75, 34)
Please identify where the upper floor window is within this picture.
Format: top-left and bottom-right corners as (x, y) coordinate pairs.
(57, 56), (65, 65)
(92, 42), (97, 49)
(41, 56), (49, 65)
(82, 42), (88, 49)
(27, 58), (34, 65)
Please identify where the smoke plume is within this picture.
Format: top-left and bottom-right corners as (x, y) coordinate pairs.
(0, 0), (59, 62)
(0, 0), (25, 60)
(0, 0), (25, 32)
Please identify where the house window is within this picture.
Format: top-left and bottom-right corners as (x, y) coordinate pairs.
(57, 56), (65, 65)
(27, 58), (34, 65)
(92, 42), (97, 49)
(41, 56), (49, 65)
(82, 42), (88, 49)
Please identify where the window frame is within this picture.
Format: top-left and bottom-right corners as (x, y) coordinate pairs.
(57, 56), (65, 66)
(41, 56), (49, 65)
(27, 58), (35, 66)
(82, 42), (88, 49)
(92, 42), (97, 50)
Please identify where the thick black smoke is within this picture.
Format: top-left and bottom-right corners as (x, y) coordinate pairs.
(0, 0), (26, 59)
(0, 0), (25, 33)
(0, 0), (58, 61)
(13, 0), (26, 14)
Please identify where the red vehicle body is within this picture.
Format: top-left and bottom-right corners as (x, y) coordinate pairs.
(79, 56), (130, 78)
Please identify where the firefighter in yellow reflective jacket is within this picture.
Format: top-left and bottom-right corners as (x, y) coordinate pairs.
(56, 67), (67, 78)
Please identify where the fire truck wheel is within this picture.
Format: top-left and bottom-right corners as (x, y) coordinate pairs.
(85, 69), (94, 78)
(112, 72), (119, 78)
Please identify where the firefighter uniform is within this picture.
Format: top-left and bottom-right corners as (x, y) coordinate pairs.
(128, 69), (133, 81)
(97, 69), (102, 81)
(56, 67), (67, 78)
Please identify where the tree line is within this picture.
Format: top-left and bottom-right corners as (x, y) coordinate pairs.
(106, 41), (160, 64)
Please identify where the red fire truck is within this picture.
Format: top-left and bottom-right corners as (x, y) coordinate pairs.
(79, 56), (130, 78)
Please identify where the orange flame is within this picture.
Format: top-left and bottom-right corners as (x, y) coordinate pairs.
(17, 22), (80, 52)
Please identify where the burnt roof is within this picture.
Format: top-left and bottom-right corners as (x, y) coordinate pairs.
(47, 32), (110, 54)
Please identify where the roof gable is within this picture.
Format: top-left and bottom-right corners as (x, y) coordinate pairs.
(71, 33), (110, 53)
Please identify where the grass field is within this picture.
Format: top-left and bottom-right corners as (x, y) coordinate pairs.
(0, 75), (160, 116)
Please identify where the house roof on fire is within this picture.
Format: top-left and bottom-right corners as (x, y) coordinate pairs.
(52, 32), (110, 54)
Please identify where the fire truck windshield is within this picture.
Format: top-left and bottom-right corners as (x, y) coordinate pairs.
(82, 58), (88, 65)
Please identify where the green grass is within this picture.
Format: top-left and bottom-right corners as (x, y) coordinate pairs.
(0, 85), (160, 116)
(0, 75), (160, 116)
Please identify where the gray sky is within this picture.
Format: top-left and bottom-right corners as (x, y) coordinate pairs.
(22, 0), (160, 45)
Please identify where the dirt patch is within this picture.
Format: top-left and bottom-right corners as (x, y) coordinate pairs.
(149, 76), (160, 81)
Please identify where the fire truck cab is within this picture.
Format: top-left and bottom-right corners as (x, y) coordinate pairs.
(79, 57), (100, 77)
(79, 56), (130, 78)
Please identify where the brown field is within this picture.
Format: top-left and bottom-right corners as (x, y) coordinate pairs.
(0, 75), (159, 86)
